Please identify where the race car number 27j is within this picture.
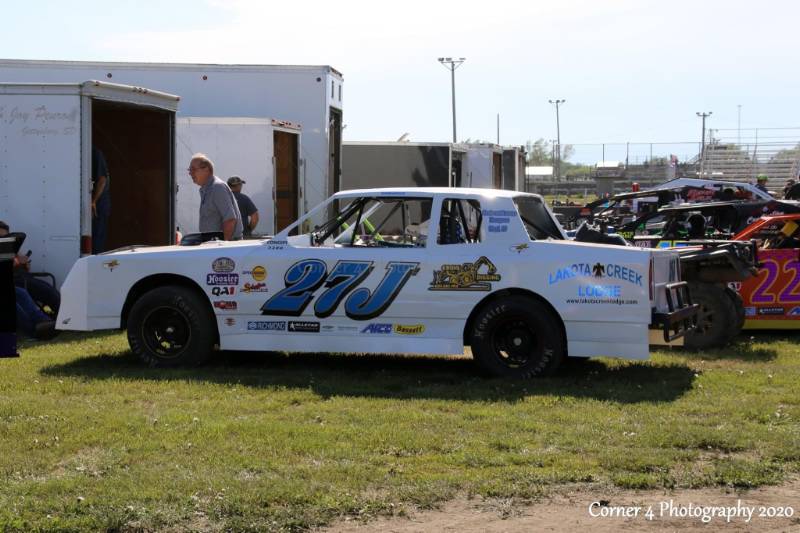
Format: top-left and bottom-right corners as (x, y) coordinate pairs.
(261, 259), (420, 320)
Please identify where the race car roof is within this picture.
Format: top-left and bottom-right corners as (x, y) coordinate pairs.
(332, 187), (537, 199)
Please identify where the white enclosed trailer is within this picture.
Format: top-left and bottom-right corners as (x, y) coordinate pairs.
(175, 117), (301, 236)
(0, 81), (179, 285)
(0, 59), (343, 229)
(463, 143), (504, 189)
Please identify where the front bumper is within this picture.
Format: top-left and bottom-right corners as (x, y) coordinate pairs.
(651, 281), (699, 342)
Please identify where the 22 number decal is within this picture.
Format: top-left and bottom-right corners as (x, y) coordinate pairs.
(750, 259), (800, 304)
(262, 259), (420, 320)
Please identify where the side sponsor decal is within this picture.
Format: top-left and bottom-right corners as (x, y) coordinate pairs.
(244, 265), (267, 281)
(429, 256), (501, 291)
(510, 243), (529, 253)
(788, 307), (800, 316)
(758, 307), (785, 316)
(482, 209), (516, 232)
(266, 240), (288, 250)
(262, 260), (419, 320)
(207, 273), (239, 285)
(744, 306), (756, 317)
(394, 324), (425, 335)
(213, 301), (237, 311)
(548, 262), (643, 286)
(212, 257), (235, 273)
(247, 321), (286, 331)
(211, 286), (236, 296)
(224, 318), (236, 327)
(242, 282), (268, 293)
(102, 260), (120, 271)
(288, 321), (320, 333)
(361, 323), (392, 334)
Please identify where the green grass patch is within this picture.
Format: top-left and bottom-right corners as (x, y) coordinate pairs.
(0, 332), (798, 530)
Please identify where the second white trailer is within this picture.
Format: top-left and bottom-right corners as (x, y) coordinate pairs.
(175, 117), (301, 236)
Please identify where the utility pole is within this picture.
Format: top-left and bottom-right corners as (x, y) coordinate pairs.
(438, 57), (466, 143)
(496, 113), (500, 145)
(549, 99), (565, 178)
(696, 111), (712, 177)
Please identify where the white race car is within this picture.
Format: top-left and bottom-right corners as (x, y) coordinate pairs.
(57, 188), (696, 378)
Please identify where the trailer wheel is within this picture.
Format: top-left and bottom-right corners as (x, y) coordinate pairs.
(127, 285), (216, 367)
(469, 296), (564, 378)
(684, 283), (737, 350)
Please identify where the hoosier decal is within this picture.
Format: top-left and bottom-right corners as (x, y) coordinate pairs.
(429, 256), (501, 291)
(207, 273), (239, 285)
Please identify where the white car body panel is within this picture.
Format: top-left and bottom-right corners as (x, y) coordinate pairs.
(58, 188), (683, 360)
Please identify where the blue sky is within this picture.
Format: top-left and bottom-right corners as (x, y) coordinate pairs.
(2, 0), (798, 163)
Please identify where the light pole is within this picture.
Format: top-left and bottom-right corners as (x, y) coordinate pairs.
(696, 111), (712, 177)
(737, 104), (742, 145)
(438, 57), (466, 143)
(549, 99), (565, 178)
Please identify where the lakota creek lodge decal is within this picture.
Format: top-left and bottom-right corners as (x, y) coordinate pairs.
(548, 262), (643, 287)
(429, 256), (501, 291)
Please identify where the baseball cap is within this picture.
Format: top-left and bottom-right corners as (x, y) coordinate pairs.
(757, 174), (768, 182)
(227, 176), (246, 186)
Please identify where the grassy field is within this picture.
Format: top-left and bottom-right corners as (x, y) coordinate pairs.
(1, 332), (799, 531)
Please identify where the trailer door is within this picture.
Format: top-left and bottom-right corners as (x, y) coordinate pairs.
(274, 129), (300, 232)
(176, 117), (277, 235)
(0, 87), (81, 286)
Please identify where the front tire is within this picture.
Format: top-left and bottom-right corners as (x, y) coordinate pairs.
(469, 296), (564, 378)
(684, 282), (737, 350)
(127, 285), (216, 367)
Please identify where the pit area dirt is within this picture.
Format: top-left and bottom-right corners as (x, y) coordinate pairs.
(322, 479), (800, 532)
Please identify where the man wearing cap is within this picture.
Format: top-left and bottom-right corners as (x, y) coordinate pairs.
(756, 174), (771, 195)
(228, 176), (259, 237)
(188, 153), (243, 240)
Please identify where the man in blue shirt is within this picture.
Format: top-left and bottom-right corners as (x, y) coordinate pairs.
(92, 147), (111, 253)
(227, 176), (260, 236)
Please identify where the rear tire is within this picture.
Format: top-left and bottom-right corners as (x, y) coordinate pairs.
(684, 282), (737, 350)
(127, 285), (216, 367)
(469, 296), (564, 378)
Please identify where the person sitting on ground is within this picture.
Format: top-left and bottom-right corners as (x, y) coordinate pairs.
(0, 221), (60, 314)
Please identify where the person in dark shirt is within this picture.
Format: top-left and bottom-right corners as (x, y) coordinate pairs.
(755, 174), (771, 195)
(227, 176), (259, 236)
(92, 147), (112, 253)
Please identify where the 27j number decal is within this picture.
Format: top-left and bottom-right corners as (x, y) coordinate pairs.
(261, 259), (420, 320)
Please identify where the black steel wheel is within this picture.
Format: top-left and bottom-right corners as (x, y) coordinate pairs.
(128, 285), (216, 367)
(470, 295), (564, 378)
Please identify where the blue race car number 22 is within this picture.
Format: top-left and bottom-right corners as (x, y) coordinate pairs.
(261, 259), (419, 320)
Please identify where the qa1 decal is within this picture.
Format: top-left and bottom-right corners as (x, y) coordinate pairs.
(261, 259), (420, 320)
(429, 256), (501, 291)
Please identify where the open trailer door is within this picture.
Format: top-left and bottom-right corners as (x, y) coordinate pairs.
(85, 81), (180, 252)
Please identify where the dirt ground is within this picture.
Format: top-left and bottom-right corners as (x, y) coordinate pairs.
(323, 479), (800, 532)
